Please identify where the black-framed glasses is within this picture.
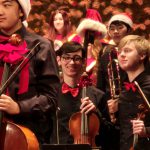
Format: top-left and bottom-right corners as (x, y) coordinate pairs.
(61, 55), (83, 63)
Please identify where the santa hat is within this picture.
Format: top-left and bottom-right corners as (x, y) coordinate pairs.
(18, 0), (31, 20)
(108, 13), (133, 28)
(76, 9), (107, 38)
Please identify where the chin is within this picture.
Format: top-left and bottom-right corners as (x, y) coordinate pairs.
(68, 73), (78, 77)
(120, 65), (128, 71)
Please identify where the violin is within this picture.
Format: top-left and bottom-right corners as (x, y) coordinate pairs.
(0, 39), (40, 150)
(129, 81), (150, 150)
(69, 29), (100, 147)
(69, 72), (100, 147)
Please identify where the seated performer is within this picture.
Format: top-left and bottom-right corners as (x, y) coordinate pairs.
(108, 35), (150, 150)
(50, 41), (109, 149)
(0, 0), (60, 146)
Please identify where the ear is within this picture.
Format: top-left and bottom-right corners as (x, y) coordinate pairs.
(140, 53), (146, 61)
(20, 13), (23, 17)
(107, 30), (111, 38)
(57, 56), (61, 66)
(19, 8), (24, 18)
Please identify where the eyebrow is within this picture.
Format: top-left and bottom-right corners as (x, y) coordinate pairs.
(2, 0), (14, 3)
(62, 54), (82, 58)
(62, 53), (72, 57)
(110, 23), (124, 27)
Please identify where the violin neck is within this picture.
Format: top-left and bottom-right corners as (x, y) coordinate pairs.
(81, 113), (89, 135)
(81, 86), (89, 136)
(82, 87), (86, 99)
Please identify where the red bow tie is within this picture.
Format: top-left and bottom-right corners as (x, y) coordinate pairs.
(62, 83), (79, 97)
(124, 82), (136, 92)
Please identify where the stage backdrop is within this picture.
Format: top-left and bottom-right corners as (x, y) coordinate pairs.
(28, 0), (150, 39)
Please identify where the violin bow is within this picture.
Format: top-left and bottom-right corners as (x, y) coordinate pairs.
(134, 81), (150, 109)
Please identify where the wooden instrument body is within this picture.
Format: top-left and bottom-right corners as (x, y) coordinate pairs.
(69, 111), (100, 146)
(0, 121), (39, 150)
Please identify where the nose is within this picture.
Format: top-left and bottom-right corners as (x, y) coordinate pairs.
(69, 59), (75, 64)
(118, 50), (125, 58)
(0, 6), (4, 15)
(56, 19), (61, 23)
(114, 28), (119, 33)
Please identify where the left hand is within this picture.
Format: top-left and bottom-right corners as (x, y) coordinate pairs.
(0, 94), (20, 115)
(80, 97), (96, 114)
(107, 99), (118, 113)
(131, 119), (146, 137)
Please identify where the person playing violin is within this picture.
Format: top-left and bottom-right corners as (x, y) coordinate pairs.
(50, 41), (109, 148)
(0, 0), (60, 146)
(108, 35), (150, 150)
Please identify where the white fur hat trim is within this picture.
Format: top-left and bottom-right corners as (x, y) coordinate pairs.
(108, 14), (133, 28)
(76, 19), (107, 38)
(18, 0), (31, 20)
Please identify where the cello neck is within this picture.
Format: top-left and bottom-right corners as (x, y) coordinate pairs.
(0, 63), (10, 93)
(0, 63), (10, 127)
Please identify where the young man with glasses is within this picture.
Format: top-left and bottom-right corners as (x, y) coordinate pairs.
(50, 41), (109, 148)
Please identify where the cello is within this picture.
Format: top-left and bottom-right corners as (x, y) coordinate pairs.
(0, 35), (40, 150)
